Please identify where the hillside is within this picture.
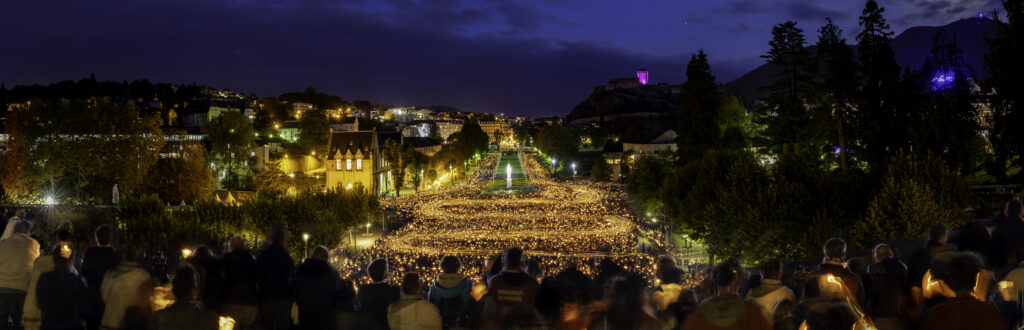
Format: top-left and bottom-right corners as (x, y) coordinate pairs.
(723, 17), (997, 106)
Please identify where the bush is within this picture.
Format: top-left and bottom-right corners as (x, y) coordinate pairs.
(79, 187), (380, 259)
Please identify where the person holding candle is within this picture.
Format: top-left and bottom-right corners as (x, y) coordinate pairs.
(36, 246), (88, 330)
(148, 266), (218, 330)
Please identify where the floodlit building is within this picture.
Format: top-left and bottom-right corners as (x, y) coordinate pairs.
(622, 129), (677, 156)
(478, 120), (511, 144)
(325, 130), (402, 196)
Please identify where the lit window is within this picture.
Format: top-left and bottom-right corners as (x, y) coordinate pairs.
(346, 159), (352, 171)
(357, 159), (363, 170)
(335, 159), (342, 170)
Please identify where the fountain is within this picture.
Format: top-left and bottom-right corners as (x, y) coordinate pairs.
(506, 163), (512, 189)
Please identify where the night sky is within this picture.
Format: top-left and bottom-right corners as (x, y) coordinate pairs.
(0, 0), (1002, 117)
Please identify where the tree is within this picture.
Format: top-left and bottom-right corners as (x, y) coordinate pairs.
(624, 155), (669, 214)
(202, 110), (255, 190)
(382, 139), (412, 197)
(142, 136), (217, 204)
(909, 30), (984, 174)
(407, 151), (429, 192)
(297, 107), (329, 156)
(0, 106), (30, 201)
(851, 151), (968, 248)
(717, 96), (753, 151)
(856, 0), (905, 172)
(253, 162), (292, 193)
(986, 0), (1024, 180)
(427, 122), (442, 143)
(758, 21), (818, 152)
(591, 156), (612, 181)
(536, 125), (578, 163)
(815, 17), (859, 172)
(15, 98), (165, 204)
(676, 50), (723, 164)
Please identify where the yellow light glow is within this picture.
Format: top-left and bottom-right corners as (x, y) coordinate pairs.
(302, 233), (310, 243)
(219, 316), (236, 330)
(60, 244), (72, 259)
(181, 248), (192, 259)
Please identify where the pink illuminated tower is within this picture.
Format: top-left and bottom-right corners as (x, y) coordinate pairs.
(636, 68), (649, 85)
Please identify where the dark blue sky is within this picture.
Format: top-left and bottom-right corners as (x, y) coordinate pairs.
(0, 0), (1001, 117)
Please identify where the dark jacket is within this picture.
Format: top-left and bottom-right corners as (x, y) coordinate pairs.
(487, 271), (538, 309)
(187, 254), (224, 310)
(294, 258), (339, 330)
(922, 297), (1009, 330)
(148, 298), (218, 330)
(865, 258), (909, 319)
(36, 268), (89, 329)
(222, 249), (259, 306)
(427, 273), (474, 327)
(356, 282), (401, 330)
(80, 246), (117, 316)
(257, 244), (294, 301)
(805, 263), (866, 307)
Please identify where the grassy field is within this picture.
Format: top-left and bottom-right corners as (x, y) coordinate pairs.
(484, 153), (535, 194)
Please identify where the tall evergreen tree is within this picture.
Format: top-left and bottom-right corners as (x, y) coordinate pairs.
(676, 50), (722, 165)
(758, 21), (817, 152)
(911, 30), (983, 174)
(815, 18), (859, 172)
(986, 0), (1024, 180)
(856, 0), (904, 173)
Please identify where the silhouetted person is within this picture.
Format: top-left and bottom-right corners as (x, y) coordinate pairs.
(36, 246), (88, 330)
(356, 259), (400, 330)
(427, 256), (473, 329)
(81, 226), (117, 330)
(804, 238), (866, 307)
(681, 261), (770, 330)
(387, 273), (441, 330)
(221, 237), (258, 329)
(0, 220), (40, 330)
(257, 227), (294, 330)
(148, 265), (217, 330)
(294, 246), (338, 330)
(922, 252), (1007, 330)
(487, 247), (538, 310)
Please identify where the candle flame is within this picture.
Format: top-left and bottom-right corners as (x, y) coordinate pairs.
(219, 316), (236, 330)
(181, 248), (192, 259)
(60, 244), (72, 259)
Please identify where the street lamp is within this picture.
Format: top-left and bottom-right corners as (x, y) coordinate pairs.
(571, 162), (576, 178)
(365, 222), (371, 235)
(551, 158), (557, 172)
(301, 233), (310, 259)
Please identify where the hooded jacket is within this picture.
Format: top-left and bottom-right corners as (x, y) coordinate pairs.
(681, 295), (771, 330)
(487, 270), (538, 309)
(427, 273), (473, 306)
(746, 278), (795, 321)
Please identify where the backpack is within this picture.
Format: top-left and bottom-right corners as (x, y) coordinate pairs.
(436, 295), (466, 328)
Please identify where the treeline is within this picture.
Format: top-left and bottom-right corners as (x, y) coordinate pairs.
(72, 187), (382, 260)
(624, 0), (1024, 264)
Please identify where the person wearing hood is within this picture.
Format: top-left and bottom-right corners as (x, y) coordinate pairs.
(486, 247), (538, 310)
(294, 245), (339, 330)
(746, 259), (794, 322)
(427, 256), (473, 329)
(681, 261), (770, 330)
(388, 273), (442, 330)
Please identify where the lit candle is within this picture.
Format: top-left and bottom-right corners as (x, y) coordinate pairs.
(181, 248), (192, 259)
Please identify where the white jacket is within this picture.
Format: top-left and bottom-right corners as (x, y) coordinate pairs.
(387, 295), (442, 330)
(100, 262), (151, 330)
(0, 235), (40, 291)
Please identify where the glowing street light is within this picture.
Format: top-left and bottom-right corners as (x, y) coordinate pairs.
(571, 162), (576, 178)
(365, 222), (371, 235)
(302, 233), (310, 259)
(45, 196), (55, 205)
(551, 158), (557, 172)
